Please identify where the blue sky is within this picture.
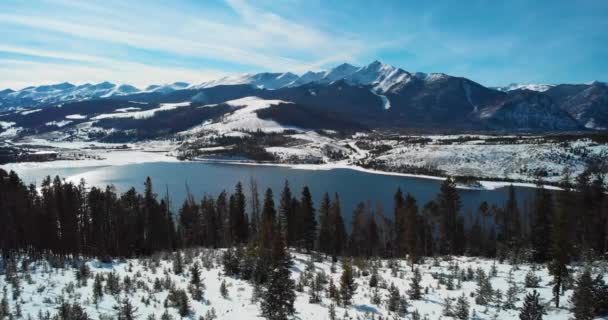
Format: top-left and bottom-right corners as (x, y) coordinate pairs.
(0, 0), (606, 89)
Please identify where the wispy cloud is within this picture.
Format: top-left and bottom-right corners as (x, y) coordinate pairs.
(0, 0), (605, 88)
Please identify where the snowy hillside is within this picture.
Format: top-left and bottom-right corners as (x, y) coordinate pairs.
(494, 83), (555, 92)
(1, 248), (601, 320)
(187, 96), (299, 135)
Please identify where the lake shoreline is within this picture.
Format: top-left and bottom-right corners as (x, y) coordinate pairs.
(188, 157), (562, 191)
(0, 148), (561, 191)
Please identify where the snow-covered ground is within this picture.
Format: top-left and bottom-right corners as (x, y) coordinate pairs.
(91, 102), (188, 120)
(362, 136), (608, 183)
(185, 97), (301, 135)
(0, 249), (602, 319)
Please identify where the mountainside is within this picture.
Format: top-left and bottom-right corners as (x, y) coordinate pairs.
(544, 82), (608, 130)
(0, 61), (606, 134)
(477, 90), (580, 130)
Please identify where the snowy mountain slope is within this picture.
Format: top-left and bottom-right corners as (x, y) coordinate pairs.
(198, 96), (299, 134)
(544, 82), (608, 130)
(196, 72), (299, 90)
(494, 83), (554, 92)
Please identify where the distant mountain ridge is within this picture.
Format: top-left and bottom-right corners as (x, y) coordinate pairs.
(0, 61), (606, 133)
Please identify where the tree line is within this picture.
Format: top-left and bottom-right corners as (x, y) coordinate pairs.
(1, 167), (607, 264)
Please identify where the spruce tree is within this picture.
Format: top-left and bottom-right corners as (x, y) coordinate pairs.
(230, 182), (248, 244)
(339, 259), (357, 306)
(393, 188), (405, 257)
(331, 193), (347, 259)
(531, 185), (553, 263)
(115, 298), (138, 320)
(504, 268), (520, 309)
(549, 176), (573, 308)
(249, 177), (261, 240)
(318, 192), (333, 255)
(387, 283), (400, 312)
(403, 193), (420, 267)
(93, 273), (103, 303)
(437, 177), (461, 255)
(571, 269), (594, 320)
(260, 235), (296, 320)
(189, 262), (204, 301)
(519, 290), (545, 320)
(408, 267), (423, 300)
(279, 181), (294, 243)
(298, 186), (316, 251)
(454, 293), (470, 320)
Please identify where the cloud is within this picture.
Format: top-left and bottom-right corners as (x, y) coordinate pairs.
(0, 58), (225, 90)
(0, 0), (372, 76)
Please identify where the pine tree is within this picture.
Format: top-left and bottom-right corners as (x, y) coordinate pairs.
(437, 177), (462, 255)
(571, 269), (594, 320)
(173, 252), (183, 274)
(308, 273), (323, 304)
(328, 303), (337, 320)
(0, 288), (9, 319)
(220, 280), (229, 299)
(387, 283), (400, 312)
(178, 291), (191, 317)
(549, 175), (573, 308)
(504, 268), (520, 309)
(369, 268), (378, 288)
(497, 185), (521, 251)
(408, 267), (423, 300)
(230, 182), (248, 244)
(93, 273), (104, 303)
(455, 293), (470, 320)
(317, 193), (333, 255)
(442, 296), (454, 317)
(278, 181), (294, 243)
(403, 193), (420, 267)
(260, 235), (296, 320)
(519, 290), (545, 320)
(298, 186), (316, 251)
(259, 187), (277, 252)
(56, 301), (89, 320)
(330, 193), (347, 259)
(531, 185), (553, 263)
(189, 262), (204, 301)
(393, 188), (405, 257)
(115, 298), (138, 320)
(339, 259), (357, 306)
(525, 269), (541, 288)
(474, 269), (493, 306)
(249, 177), (261, 240)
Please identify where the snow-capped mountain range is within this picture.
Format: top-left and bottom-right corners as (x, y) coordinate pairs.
(0, 60), (606, 133)
(0, 61), (480, 109)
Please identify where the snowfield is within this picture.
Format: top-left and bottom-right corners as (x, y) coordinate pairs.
(0, 249), (603, 319)
(200, 97), (300, 134)
(92, 102), (191, 120)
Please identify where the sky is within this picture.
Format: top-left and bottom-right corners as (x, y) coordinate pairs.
(0, 0), (606, 90)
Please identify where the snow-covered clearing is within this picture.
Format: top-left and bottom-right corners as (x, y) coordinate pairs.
(92, 102), (191, 120)
(45, 120), (72, 127)
(65, 114), (88, 120)
(0, 249), (601, 319)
